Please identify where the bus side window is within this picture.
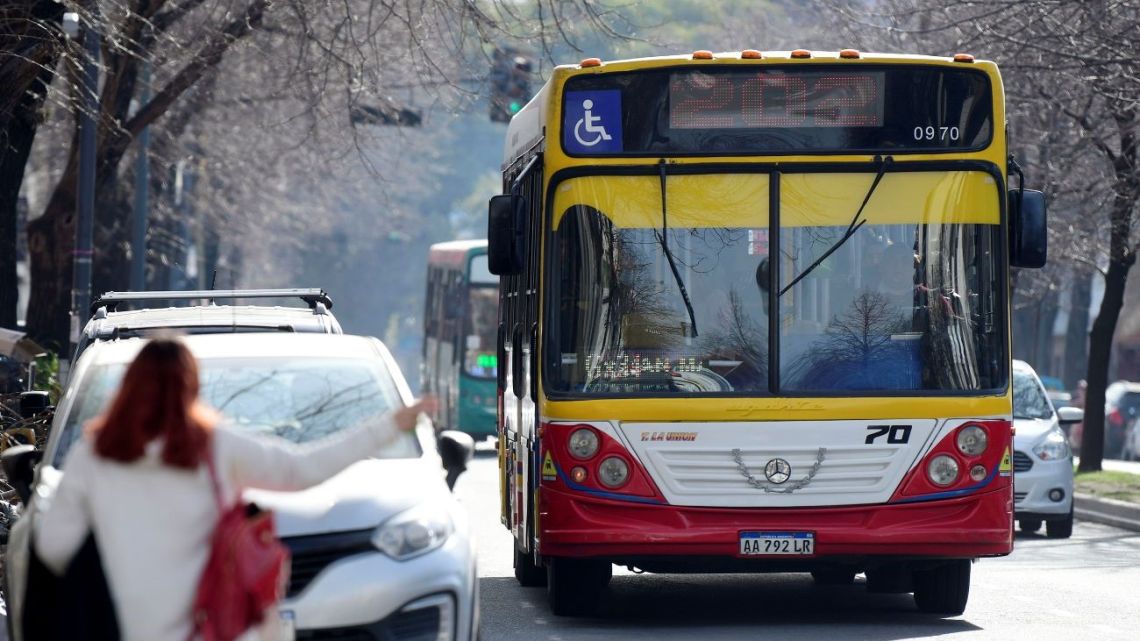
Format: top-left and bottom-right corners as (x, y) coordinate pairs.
(497, 322), (507, 391)
(513, 323), (525, 399)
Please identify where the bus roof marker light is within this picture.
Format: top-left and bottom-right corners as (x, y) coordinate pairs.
(692, 50), (714, 60)
(953, 53), (975, 63)
(791, 49), (811, 59)
(580, 57), (602, 68)
(839, 49), (860, 59)
(741, 50), (762, 59)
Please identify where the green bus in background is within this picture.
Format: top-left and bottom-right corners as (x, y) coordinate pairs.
(423, 240), (499, 439)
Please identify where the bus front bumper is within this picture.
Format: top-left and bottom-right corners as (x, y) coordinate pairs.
(537, 485), (1013, 561)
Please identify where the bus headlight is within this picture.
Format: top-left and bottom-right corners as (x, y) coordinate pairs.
(956, 425), (988, 456)
(568, 427), (600, 459)
(927, 455), (960, 487)
(372, 504), (453, 560)
(598, 456), (630, 488)
(1033, 428), (1071, 461)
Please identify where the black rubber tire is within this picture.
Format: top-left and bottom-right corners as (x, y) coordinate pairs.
(514, 545), (547, 587)
(913, 559), (971, 615)
(547, 558), (611, 616)
(811, 569), (857, 585)
(1046, 507), (1074, 539)
(1018, 518), (1043, 533)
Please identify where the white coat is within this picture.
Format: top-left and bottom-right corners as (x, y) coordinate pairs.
(33, 413), (400, 641)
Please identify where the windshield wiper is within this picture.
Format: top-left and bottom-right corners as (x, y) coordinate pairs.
(780, 156), (894, 296)
(656, 159), (699, 337)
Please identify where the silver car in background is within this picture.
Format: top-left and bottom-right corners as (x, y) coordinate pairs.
(5, 333), (477, 641)
(1012, 360), (1083, 539)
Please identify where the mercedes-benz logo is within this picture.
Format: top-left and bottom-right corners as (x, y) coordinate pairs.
(763, 458), (792, 484)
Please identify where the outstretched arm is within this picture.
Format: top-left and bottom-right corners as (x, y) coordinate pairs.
(218, 397), (435, 492)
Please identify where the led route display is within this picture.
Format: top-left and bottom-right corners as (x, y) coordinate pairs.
(669, 70), (885, 130)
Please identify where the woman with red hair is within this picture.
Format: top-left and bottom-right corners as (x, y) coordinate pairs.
(33, 338), (432, 641)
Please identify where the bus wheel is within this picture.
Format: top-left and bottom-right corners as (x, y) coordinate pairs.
(912, 559), (971, 615)
(514, 545), (547, 587)
(546, 558), (611, 616)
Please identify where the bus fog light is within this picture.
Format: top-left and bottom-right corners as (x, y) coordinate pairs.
(1049, 488), (1065, 502)
(927, 455), (960, 487)
(568, 428), (600, 459)
(598, 457), (630, 488)
(956, 425), (988, 456)
(570, 466), (588, 483)
(969, 464), (987, 482)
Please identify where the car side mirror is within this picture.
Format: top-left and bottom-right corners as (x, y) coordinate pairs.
(19, 390), (53, 421)
(2, 444), (44, 504)
(487, 194), (526, 276)
(1009, 189), (1047, 268)
(438, 430), (475, 491)
(1056, 406), (1084, 425)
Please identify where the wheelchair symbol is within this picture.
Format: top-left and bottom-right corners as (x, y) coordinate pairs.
(573, 99), (613, 147)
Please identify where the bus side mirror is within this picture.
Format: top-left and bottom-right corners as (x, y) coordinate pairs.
(1009, 189), (1047, 268)
(488, 194), (526, 275)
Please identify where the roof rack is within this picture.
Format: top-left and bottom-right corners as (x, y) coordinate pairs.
(90, 289), (334, 315)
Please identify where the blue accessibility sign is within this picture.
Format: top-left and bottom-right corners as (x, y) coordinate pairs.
(563, 90), (623, 154)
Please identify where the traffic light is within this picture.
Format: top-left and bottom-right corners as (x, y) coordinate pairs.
(490, 47), (532, 123)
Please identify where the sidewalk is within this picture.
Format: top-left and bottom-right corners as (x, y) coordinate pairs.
(1072, 457), (1140, 533)
(1074, 457), (1140, 475)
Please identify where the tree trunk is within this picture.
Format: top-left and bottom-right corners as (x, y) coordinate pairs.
(1010, 294), (1036, 363)
(25, 156), (79, 350)
(1034, 288), (1059, 375)
(1080, 253), (1135, 472)
(0, 0), (65, 327)
(1064, 269), (1092, 388)
(0, 116), (38, 329)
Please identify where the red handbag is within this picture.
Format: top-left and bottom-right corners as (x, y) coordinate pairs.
(189, 447), (291, 641)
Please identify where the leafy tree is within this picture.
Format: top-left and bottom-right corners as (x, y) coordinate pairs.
(821, 0), (1140, 470)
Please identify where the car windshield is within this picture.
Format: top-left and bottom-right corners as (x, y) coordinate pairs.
(547, 170), (1005, 396)
(464, 287), (499, 379)
(53, 356), (419, 466)
(1013, 370), (1053, 420)
(1117, 392), (1140, 416)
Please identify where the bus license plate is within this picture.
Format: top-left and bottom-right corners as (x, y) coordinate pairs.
(740, 532), (814, 556)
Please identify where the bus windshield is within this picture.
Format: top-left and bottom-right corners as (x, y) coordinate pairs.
(548, 170), (1005, 396)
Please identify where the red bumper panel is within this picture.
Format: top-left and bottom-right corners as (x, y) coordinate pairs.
(539, 484), (1013, 559)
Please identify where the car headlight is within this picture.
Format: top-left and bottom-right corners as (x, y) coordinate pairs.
(1033, 427), (1071, 461)
(371, 503), (453, 561)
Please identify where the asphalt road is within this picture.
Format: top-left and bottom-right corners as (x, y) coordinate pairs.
(456, 444), (1140, 641)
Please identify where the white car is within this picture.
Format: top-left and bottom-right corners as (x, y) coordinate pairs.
(4, 333), (478, 641)
(1123, 418), (1140, 461)
(1012, 360), (1083, 538)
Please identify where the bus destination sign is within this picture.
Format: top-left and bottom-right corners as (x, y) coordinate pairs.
(561, 65), (993, 155)
(669, 70), (886, 130)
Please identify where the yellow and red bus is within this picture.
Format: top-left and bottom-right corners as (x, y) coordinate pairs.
(487, 50), (1047, 616)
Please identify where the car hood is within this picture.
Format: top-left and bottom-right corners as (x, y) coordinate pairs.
(246, 458), (451, 538)
(1013, 417), (1058, 449)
